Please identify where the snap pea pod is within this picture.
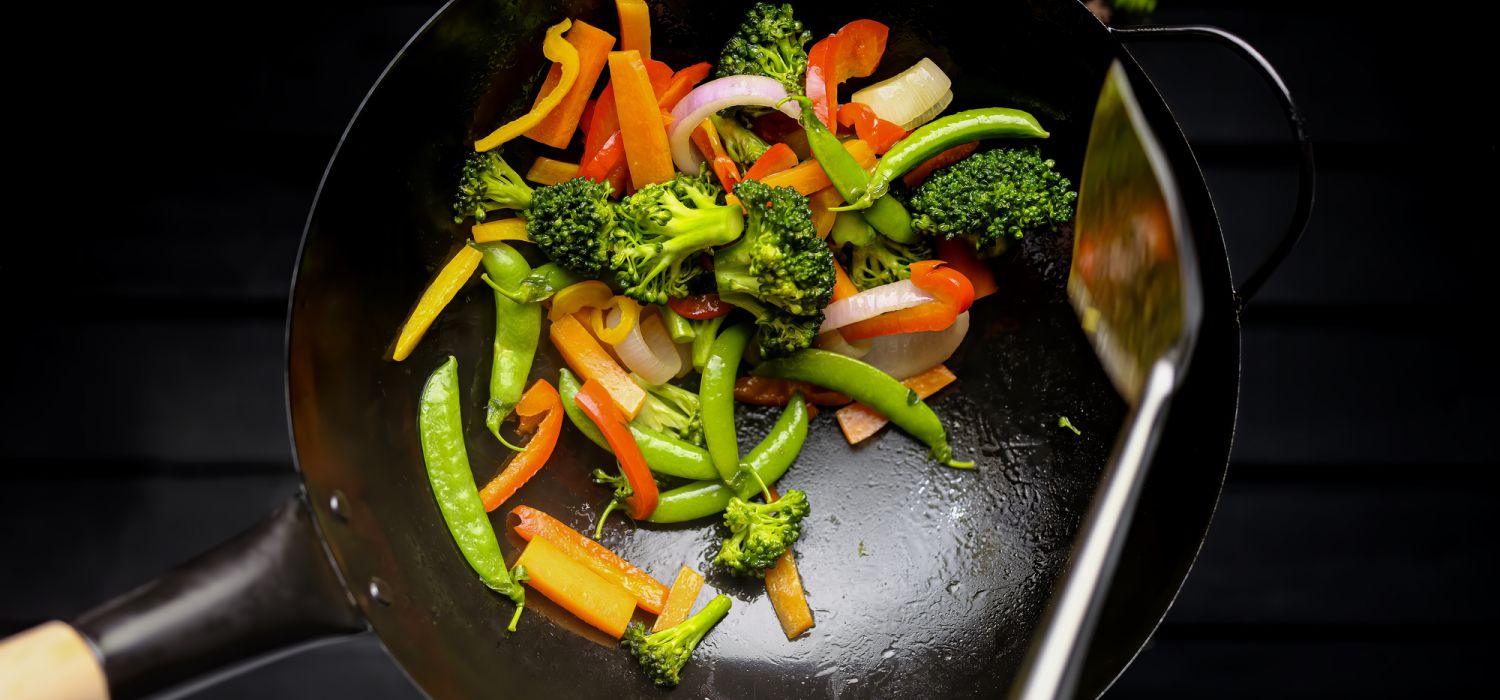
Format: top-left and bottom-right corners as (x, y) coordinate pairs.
(854, 107), (1050, 207)
(418, 356), (526, 630)
(648, 394), (809, 523)
(781, 95), (918, 244)
(690, 314), (727, 372)
(476, 242), (540, 443)
(754, 349), (973, 468)
(701, 322), (755, 482)
(557, 368), (717, 481)
(661, 305), (696, 343)
(489, 262), (584, 304)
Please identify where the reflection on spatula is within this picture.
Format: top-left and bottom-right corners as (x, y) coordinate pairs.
(1010, 59), (1204, 700)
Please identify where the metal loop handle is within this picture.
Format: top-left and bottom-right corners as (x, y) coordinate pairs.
(1113, 24), (1316, 307)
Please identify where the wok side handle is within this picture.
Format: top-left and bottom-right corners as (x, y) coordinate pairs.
(1113, 24), (1316, 307)
(67, 495), (365, 700)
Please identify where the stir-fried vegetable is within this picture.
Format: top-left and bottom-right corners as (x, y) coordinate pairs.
(476, 19), (579, 152)
(512, 505), (669, 613)
(515, 536), (634, 638)
(477, 379), (564, 511)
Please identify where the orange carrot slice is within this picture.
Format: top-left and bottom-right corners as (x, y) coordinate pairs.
(608, 50), (674, 189)
(616, 0), (652, 59)
(652, 566), (706, 632)
(831, 257), (858, 302)
(764, 485), (814, 639)
(515, 536), (636, 638)
(549, 313), (646, 419)
(512, 506), (669, 614)
(525, 20), (617, 149)
(836, 364), (957, 443)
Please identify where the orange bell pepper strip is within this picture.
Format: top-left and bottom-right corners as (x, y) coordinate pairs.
(900, 141), (979, 188)
(515, 536), (636, 638)
(608, 50), (675, 189)
(936, 238), (998, 299)
(471, 217), (530, 244)
(475, 20), (579, 152)
(831, 257), (858, 302)
(549, 313), (645, 418)
(763, 485), (814, 639)
(807, 186), (843, 239)
(574, 379), (659, 520)
(616, 0), (652, 59)
(726, 139), (877, 204)
(744, 143), (799, 181)
(652, 566), (705, 632)
(836, 364), (957, 444)
(478, 380), (563, 511)
(691, 120), (742, 193)
(392, 245), (482, 361)
(656, 62), (712, 110)
(525, 20), (616, 149)
(511, 505), (669, 614)
(734, 376), (852, 407)
(840, 261), (976, 342)
(805, 20), (889, 134)
(837, 102), (907, 154)
(525, 157), (580, 186)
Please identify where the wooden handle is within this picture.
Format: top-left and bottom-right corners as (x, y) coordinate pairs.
(0, 621), (109, 700)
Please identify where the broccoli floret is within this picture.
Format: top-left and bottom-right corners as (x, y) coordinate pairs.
(714, 490), (811, 577)
(714, 2), (813, 94)
(906, 146), (1077, 258)
(590, 468), (633, 539)
(836, 222), (934, 291)
(453, 151), (535, 223)
(611, 173), (745, 304)
(526, 177), (618, 276)
(710, 114), (771, 166)
(713, 180), (834, 357)
(621, 594), (732, 687)
(631, 374), (705, 447)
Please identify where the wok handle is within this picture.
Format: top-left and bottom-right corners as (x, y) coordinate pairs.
(1113, 24), (1316, 306)
(63, 495), (365, 700)
(0, 622), (108, 700)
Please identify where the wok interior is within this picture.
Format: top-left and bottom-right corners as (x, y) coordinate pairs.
(289, 1), (1236, 697)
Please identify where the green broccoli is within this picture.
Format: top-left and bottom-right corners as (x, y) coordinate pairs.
(452, 151), (535, 223)
(611, 173), (745, 304)
(714, 489), (811, 577)
(525, 177), (618, 276)
(710, 114), (772, 166)
(714, 2), (813, 94)
(906, 146), (1077, 258)
(831, 211), (934, 291)
(590, 468), (633, 540)
(712, 180), (834, 357)
(621, 594), (732, 687)
(630, 374), (705, 447)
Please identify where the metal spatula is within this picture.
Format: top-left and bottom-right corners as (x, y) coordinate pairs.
(1009, 59), (1204, 700)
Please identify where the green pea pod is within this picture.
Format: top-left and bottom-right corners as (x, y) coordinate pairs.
(489, 262), (584, 304)
(857, 107), (1050, 207)
(557, 368), (718, 481)
(418, 356), (525, 629)
(661, 305), (696, 343)
(691, 314), (727, 372)
(754, 349), (973, 469)
(781, 95), (918, 244)
(648, 394), (809, 523)
(475, 242), (540, 443)
(701, 322), (755, 482)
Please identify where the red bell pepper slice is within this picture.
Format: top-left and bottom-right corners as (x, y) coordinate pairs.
(667, 293), (733, 320)
(805, 20), (890, 134)
(840, 260), (975, 341)
(936, 238), (998, 299)
(573, 379), (658, 519)
(744, 143), (799, 181)
(900, 141), (979, 188)
(478, 379), (564, 512)
(836, 103), (907, 155)
(691, 121), (742, 193)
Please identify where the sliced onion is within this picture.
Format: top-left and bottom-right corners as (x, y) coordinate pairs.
(900, 89), (953, 131)
(610, 308), (681, 385)
(815, 330), (872, 358)
(819, 279), (936, 333)
(850, 58), (952, 131)
(668, 76), (803, 175)
(860, 312), (970, 380)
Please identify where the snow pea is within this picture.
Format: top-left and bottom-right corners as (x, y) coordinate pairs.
(701, 322), (755, 482)
(557, 368), (717, 481)
(856, 107), (1050, 206)
(780, 95), (918, 244)
(754, 349), (973, 468)
(487, 262), (584, 304)
(418, 356), (526, 630)
(475, 242), (540, 443)
(647, 394), (809, 523)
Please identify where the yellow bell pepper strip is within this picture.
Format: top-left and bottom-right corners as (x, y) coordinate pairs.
(763, 485), (814, 639)
(836, 364), (957, 444)
(392, 245), (483, 361)
(514, 536), (636, 638)
(575, 378), (660, 520)
(478, 379), (564, 511)
(474, 19), (579, 152)
(471, 217), (531, 243)
(549, 313), (646, 419)
(591, 295), (641, 345)
(525, 156), (581, 186)
(525, 20), (616, 149)
(608, 50), (676, 189)
(548, 280), (615, 321)
(512, 505), (669, 614)
(652, 566), (705, 632)
(616, 0), (652, 59)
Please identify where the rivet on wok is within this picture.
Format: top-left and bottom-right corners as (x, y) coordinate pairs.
(329, 490), (349, 521)
(368, 577), (392, 606)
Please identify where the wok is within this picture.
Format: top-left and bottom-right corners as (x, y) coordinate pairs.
(1, 1), (1310, 698)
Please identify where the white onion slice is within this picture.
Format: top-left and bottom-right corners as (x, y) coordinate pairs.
(610, 308), (681, 385)
(850, 58), (952, 130)
(668, 76), (803, 175)
(900, 89), (953, 131)
(819, 279), (936, 333)
(859, 312), (970, 380)
(815, 330), (872, 358)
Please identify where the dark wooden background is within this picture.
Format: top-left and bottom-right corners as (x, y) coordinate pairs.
(3, 1), (1496, 697)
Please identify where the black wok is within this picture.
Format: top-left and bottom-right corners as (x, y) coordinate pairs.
(32, 1), (1308, 697)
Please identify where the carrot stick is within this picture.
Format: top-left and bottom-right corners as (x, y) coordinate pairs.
(616, 0), (652, 59)
(512, 506), (669, 614)
(764, 485), (814, 640)
(727, 140), (877, 203)
(744, 143), (799, 181)
(837, 364), (958, 443)
(652, 566), (705, 632)
(549, 313), (646, 418)
(525, 157), (580, 186)
(830, 257), (858, 302)
(478, 380), (563, 511)
(807, 186), (843, 239)
(525, 20), (617, 149)
(607, 50), (675, 189)
(515, 536), (637, 638)
(392, 245), (482, 361)
(471, 217), (530, 244)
